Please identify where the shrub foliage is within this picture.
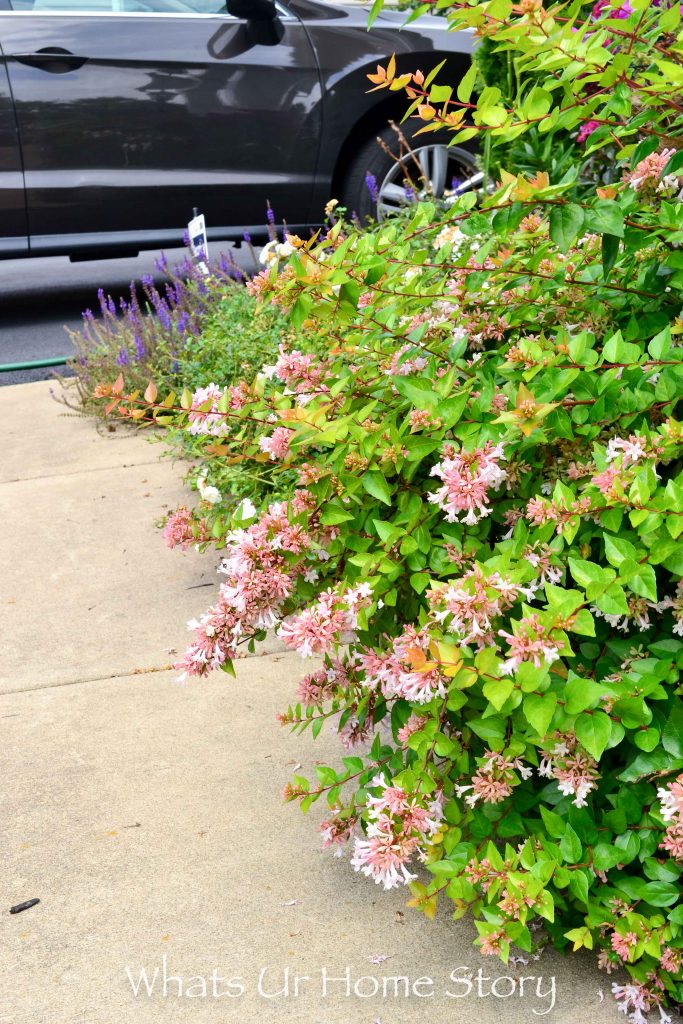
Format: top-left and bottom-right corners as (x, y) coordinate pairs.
(97, 0), (683, 1018)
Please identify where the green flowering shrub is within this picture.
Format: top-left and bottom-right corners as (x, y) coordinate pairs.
(98, 0), (683, 1018)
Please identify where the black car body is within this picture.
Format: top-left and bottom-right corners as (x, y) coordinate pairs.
(0, 0), (473, 259)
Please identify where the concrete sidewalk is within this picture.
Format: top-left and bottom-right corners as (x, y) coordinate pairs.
(0, 382), (620, 1023)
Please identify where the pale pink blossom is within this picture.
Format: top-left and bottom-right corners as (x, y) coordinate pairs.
(279, 586), (372, 658)
(498, 614), (561, 675)
(428, 567), (531, 649)
(591, 464), (624, 496)
(611, 981), (666, 1024)
(358, 626), (446, 705)
(540, 735), (600, 808)
(660, 948), (681, 973)
(163, 506), (208, 550)
(657, 776), (683, 822)
(319, 813), (356, 853)
(259, 426), (294, 461)
(187, 383), (230, 437)
(478, 928), (507, 956)
(660, 821), (683, 860)
(610, 931), (638, 960)
(176, 499), (314, 679)
(605, 434), (649, 465)
(397, 713), (428, 746)
(623, 149), (676, 192)
(429, 442), (506, 526)
(350, 779), (443, 890)
(460, 750), (531, 809)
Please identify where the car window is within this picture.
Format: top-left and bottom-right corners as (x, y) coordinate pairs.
(9, 0), (231, 12)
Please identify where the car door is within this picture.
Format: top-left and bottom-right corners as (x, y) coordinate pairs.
(0, 37), (28, 255)
(0, 0), (322, 254)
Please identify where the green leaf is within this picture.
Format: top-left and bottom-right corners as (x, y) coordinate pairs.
(361, 471), (393, 506)
(586, 199), (624, 238)
(393, 376), (440, 410)
(568, 870), (590, 906)
(565, 677), (605, 714)
(641, 881), (681, 908)
(540, 805), (566, 839)
(373, 519), (403, 546)
(592, 843), (623, 873)
(595, 583), (629, 617)
(620, 562), (657, 603)
(483, 677), (514, 711)
(603, 535), (638, 568)
(410, 572), (431, 594)
(456, 61), (478, 103)
(568, 558), (611, 591)
(523, 692), (557, 736)
(575, 711), (612, 760)
(549, 204), (585, 253)
(601, 233), (620, 278)
(663, 704), (683, 759)
(560, 824), (582, 863)
(618, 748), (683, 783)
(571, 609), (595, 636)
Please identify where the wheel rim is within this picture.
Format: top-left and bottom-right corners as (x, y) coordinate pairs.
(375, 143), (482, 220)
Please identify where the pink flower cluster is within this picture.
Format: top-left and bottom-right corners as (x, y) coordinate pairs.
(428, 567), (533, 649)
(456, 750), (532, 808)
(359, 625), (447, 705)
(385, 345), (429, 377)
(187, 382), (248, 437)
(526, 494), (591, 529)
(591, 463), (626, 497)
(525, 544), (562, 585)
(176, 500), (313, 679)
(478, 928), (507, 956)
(658, 774), (683, 860)
(429, 442), (507, 526)
(272, 345), (329, 399)
(611, 931), (638, 960)
(319, 812), (356, 855)
(539, 734), (600, 808)
(279, 583), (373, 658)
(605, 434), (650, 465)
(577, 120), (600, 145)
(295, 658), (350, 706)
(409, 408), (440, 431)
(350, 775), (443, 890)
(163, 506), (208, 550)
(592, 0), (632, 18)
(611, 982), (671, 1024)
(623, 148), (677, 193)
(498, 613), (561, 675)
(259, 426), (294, 461)
(657, 580), (683, 637)
(397, 713), (429, 746)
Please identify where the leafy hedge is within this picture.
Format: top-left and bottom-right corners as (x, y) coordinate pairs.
(98, 0), (683, 1019)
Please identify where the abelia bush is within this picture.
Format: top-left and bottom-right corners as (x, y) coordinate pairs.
(96, 0), (683, 1019)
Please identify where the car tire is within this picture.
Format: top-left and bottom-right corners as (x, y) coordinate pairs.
(341, 122), (479, 223)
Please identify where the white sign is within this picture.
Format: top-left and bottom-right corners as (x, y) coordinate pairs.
(187, 212), (209, 274)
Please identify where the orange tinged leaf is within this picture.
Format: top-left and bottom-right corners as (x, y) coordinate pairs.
(144, 380), (157, 404)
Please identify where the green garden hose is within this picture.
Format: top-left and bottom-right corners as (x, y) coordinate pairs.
(0, 355), (70, 372)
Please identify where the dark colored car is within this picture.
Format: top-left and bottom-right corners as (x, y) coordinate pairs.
(0, 0), (475, 260)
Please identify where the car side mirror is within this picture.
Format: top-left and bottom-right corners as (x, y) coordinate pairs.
(227, 0), (277, 20)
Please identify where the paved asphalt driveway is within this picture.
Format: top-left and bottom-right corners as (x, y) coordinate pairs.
(0, 245), (257, 387)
